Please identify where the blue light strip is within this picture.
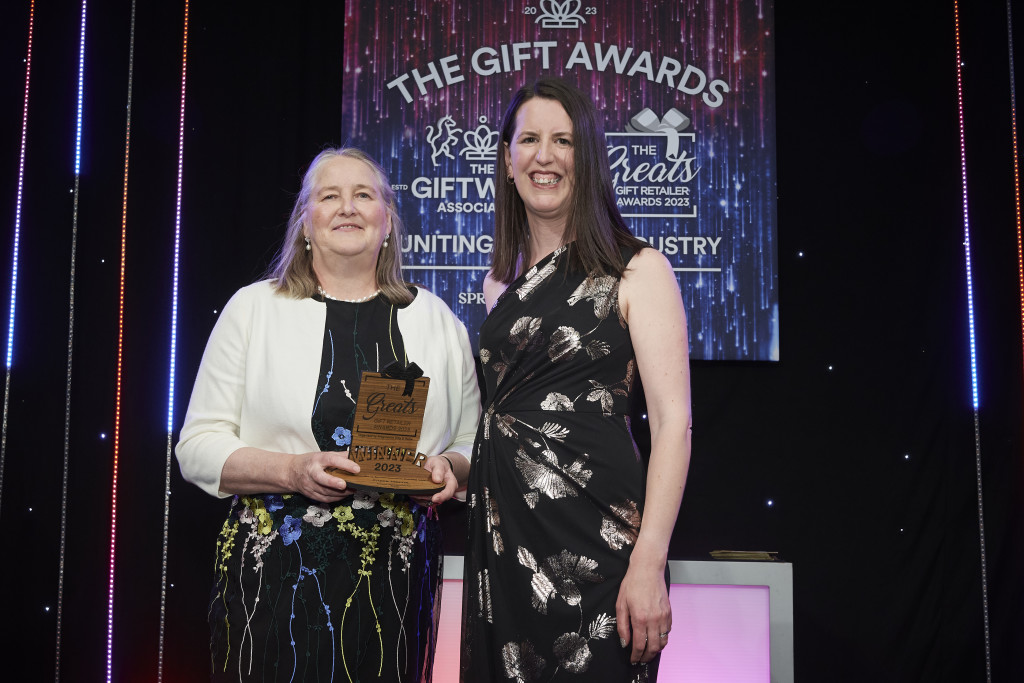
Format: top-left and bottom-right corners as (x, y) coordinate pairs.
(5, 2), (35, 371)
(954, 31), (980, 409)
(1, 1), (36, 528)
(75, 2), (87, 176)
(159, 2), (189, 679)
(953, 3), (992, 681)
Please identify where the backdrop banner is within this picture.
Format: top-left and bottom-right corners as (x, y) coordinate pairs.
(342, 0), (778, 360)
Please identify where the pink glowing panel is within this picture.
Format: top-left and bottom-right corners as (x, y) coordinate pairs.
(433, 579), (463, 680)
(433, 580), (771, 682)
(663, 584), (771, 682)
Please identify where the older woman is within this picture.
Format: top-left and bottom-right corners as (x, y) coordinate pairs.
(177, 147), (480, 682)
(461, 78), (692, 682)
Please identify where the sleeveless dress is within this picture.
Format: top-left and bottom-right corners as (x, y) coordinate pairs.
(209, 292), (443, 683)
(461, 247), (659, 683)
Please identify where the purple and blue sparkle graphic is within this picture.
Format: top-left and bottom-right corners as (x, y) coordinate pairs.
(343, 0), (778, 360)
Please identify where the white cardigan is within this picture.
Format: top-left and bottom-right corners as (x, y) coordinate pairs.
(176, 280), (481, 498)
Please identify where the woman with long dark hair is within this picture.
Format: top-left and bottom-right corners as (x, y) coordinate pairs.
(461, 77), (692, 682)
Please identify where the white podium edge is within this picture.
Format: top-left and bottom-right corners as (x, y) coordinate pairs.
(444, 556), (794, 683)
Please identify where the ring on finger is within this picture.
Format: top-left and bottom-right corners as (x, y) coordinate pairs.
(659, 631), (670, 639)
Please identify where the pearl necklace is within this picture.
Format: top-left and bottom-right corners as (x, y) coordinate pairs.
(317, 285), (381, 303)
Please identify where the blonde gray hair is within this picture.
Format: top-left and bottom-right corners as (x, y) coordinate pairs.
(268, 147), (411, 304)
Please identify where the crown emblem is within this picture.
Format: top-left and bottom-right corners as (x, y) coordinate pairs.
(537, 0), (586, 29)
(459, 117), (499, 161)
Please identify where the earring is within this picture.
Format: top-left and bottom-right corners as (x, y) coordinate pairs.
(506, 174), (514, 183)
(304, 236), (311, 251)
(382, 234), (390, 249)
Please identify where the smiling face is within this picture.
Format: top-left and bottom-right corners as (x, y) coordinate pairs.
(504, 97), (576, 231)
(305, 155), (391, 268)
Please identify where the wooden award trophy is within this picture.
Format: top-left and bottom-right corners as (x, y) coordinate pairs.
(324, 363), (444, 495)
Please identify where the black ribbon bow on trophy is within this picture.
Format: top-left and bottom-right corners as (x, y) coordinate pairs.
(381, 361), (424, 396)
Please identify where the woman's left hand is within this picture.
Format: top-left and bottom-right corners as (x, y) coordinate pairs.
(615, 553), (672, 664)
(411, 455), (459, 506)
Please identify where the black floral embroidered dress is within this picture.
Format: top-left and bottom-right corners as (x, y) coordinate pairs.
(209, 293), (444, 683)
(462, 247), (656, 682)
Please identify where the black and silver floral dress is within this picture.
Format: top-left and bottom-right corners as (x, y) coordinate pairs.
(462, 246), (659, 682)
(209, 293), (443, 683)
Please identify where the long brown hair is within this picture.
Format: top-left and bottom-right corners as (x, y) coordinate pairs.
(267, 147), (412, 305)
(491, 77), (644, 283)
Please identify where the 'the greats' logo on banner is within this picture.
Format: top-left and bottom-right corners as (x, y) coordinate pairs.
(612, 108), (697, 219)
(343, 0), (778, 360)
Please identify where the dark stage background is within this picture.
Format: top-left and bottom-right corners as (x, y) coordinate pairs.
(0, 1), (1022, 681)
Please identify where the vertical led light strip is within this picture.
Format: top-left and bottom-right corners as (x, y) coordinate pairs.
(108, 0), (136, 679)
(158, 1), (188, 680)
(0, 1), (35, 521)
(952, 2), (992, 681)
(55, 3), (88, 680)
(1008, 2), (1024, 373)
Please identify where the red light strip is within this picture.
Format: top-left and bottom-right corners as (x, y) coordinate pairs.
(107, 0), (136, 678)
(1008, 2), (1024, 388)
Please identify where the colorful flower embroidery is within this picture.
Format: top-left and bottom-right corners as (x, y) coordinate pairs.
(332, 504), (354, 528)
(303, 505), (332, 528)
(352, 490), (379, 510)
(214, 518), (240, 575)
(332, 426), (351, 447)
(241, 497), (275, 535)
(377, 508), (396, 528)
(379, 493), (415, 536)
(279, 514), (302, 546)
